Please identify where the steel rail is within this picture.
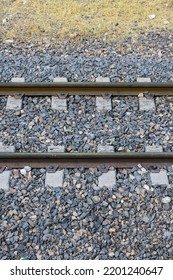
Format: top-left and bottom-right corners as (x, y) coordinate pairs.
(0, 82), (173, 96)
(0, 152), (173, 168)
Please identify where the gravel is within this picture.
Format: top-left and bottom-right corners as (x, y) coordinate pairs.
(0, 32), (173, 83)
(0, 32), (172, 152)
(0, 165), (172, 260)
(0, 95), (172, 152)
(96, 96), (173, 152)
(0, 30), (173, 260)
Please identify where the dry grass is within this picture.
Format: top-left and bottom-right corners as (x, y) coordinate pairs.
(1, 0), (173, 41)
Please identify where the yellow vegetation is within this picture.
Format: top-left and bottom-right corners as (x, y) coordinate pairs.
(1, 0), (173, 41)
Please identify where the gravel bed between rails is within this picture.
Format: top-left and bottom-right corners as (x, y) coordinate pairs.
(0, 96), (172, 152)
(0, 165), (173, 260)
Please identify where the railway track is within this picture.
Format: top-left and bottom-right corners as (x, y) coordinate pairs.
(1, 81), (173, 96)
(0, 78), (173, 260)
(0, 152), (173, 168)
(0, 77), (173, 187)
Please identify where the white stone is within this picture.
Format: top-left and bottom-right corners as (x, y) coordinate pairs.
(51, 96), (67, 111)
(163, 20), (170, 25)
(96, 97), (112, 111)
(0, 171), (11, 191)
(145, 145), (163, 152)
(148, 14), (156, 20)
(140, 167), (147, 174)
(24, 166), (31, 172)
(45, 170), (64, 187)
(139, 97), (155, 111)
(97, 145), (114, 152)
(53, 77), (68, 82)
(162, 197), (171, 203)
(108, 252), (114, 257)
(6, 96), (22, 110)
(137, 77), (151, 83)
(150, 170), (169, 185)
(143, 184), (150, 191)
(5, 39), (14, 44)
(20, 169), (27, 176)
(92, 196), (100, 203)
(48, 145), (65, 152)
(98, 170), (116, 189)
(129, 174), (135, 180)
(158, 51), (162, 58)
(96, 77), (110, 82)
(11, 77), (25, 82)
(30, 215), (37, 220)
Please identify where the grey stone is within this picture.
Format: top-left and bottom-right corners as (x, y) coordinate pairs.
(92, 196), (101, 203)
(86, 133), (95, 140)
(142, 215), (150, 223)
(136, 175), (142, 182)
(87, 176), (93, 183)
(18, 244), (25, 251)
(115, 251), (119, 258)
(163, 231), (172, 238)
(40, 168), (46, 174)
(162, 196), (171, 203)
(163, 204), (171, 211)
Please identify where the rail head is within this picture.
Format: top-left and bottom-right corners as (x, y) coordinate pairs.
(0, 81), (173, 88)
(0, 82), (173, 96)
(0, 152), (173, 168)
